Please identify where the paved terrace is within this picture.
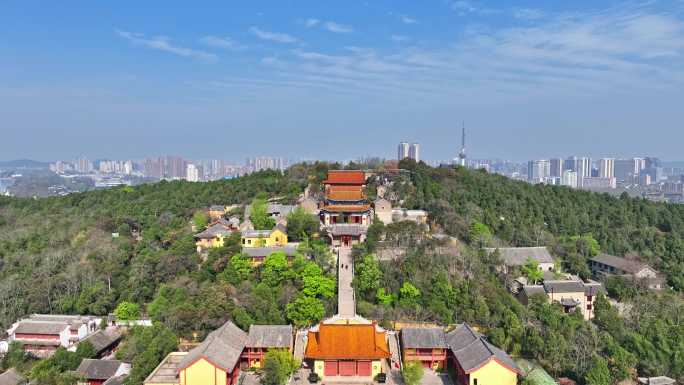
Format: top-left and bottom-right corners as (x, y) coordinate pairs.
(337, 247), (356, 318)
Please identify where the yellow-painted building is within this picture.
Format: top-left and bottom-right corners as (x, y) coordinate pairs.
(194, 220), (236, 253)
(180, 357), (234, 385)
(447, 324), (520, 385)
(241, 227), (288, 248)
(176, 322), (247, 385)
(465, 359), (518, 385)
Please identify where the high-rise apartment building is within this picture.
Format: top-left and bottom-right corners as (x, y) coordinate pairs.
(574, 157), (591, 187)
(598, 158), (615, 179)
(186, 163), (201, 182)
(246, 157), (285, 172)
(561, 170), (578, 188)
(408, 143), (420, 162)
(397, 142), (410, 161)
(550, 158), (564, 177)
(76, 157), (93, 174)
(527, 160), (550, 182)
(614, 158), (642, 183)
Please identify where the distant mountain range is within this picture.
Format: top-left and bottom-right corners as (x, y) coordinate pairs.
(0, 159), (50, 169)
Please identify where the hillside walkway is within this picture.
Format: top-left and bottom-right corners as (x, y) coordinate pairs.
(337, 247), (356, 318)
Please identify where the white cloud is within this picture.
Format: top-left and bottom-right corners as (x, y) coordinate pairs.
(200, 36), (244, 50)
(323, 22), (354, 33)
(304, 18), (320, 28)
(449, 0), (498, 16)
(400, 15), (418, 24)
(116, 30), (217, 61)
(249, 27), (298, 43)
(215, 4), (684, 100)
(514, 8), (545, 20)
(451, 1), (477, 13)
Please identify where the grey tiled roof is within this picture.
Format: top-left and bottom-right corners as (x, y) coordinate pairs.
(178, 321), (247, 372)
(522, 285), (547, 297)
(0, 369), (27, 385)
(14, 321), (69, 335)
(446, 324), (519, 374)
(543, 280), (585, 293)
(445, 324), (481, 351)
(195, 223), (233, 239)
(242, 244), (298, 258)
(242, 229), (274, 238)
(401, 328), (447, 349)
(246, 325), (293, 348)
(79, 329), (122, 355)
(76, 359), (123, 380)
(329, 224), (367, 236)
(591, 253), (653, 275)
(484, 246), (554, 266)
(143, 353), (184, 384)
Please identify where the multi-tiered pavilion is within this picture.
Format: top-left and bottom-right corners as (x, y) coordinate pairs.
(319, 170), (372, 247)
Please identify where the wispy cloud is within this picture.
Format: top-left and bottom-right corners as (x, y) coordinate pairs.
(200, 36), (245, 50)
(304, 18), (320, 28)
(116, 30), (217, 61)
(323, 22), (354, 33)
(234, 4), (684, 100)
(249, 27), (298, 43)
(514, 8), (545, 20)
(400, 15), (418, 24)
(449, 0), (498, 16)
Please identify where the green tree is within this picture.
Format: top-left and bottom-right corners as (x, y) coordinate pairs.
(192, 211), (209, 230)
(262, 251), (289, 287)
(114, 301), (141, 321)
(399, 282), (421, 308)
(230, 253), (253, 282)
(353, 255), (382, 298)
(585, 357), (611, 385)
(301, 265), (336, 299)
(286, 207), (319, 241)
(402, 361), (424, 385)
(285, 295), (325, 327)
(118, 323), (178, 385)
(469, 222), (492, 247)
(1, 341), (27, 370)
(521, 257), (544, 285)
(262, 349), (301, 385)
(376, 288), (394, 306)
(251, 198), (275, 230)
(75, 341), (95, 360)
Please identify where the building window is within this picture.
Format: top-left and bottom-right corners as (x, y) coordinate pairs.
(586, 295), (593, 301)
(474, 379), (478, 385)
(587, 304), (592, 310)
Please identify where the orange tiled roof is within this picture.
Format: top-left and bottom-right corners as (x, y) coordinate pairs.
(323, 170), (366, 185)
(305, 324), (390, 360)
(322, 204), (371, 213)
(327, 186), (365, 201)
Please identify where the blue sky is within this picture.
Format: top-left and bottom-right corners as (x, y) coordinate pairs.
(1, 0), (683, 162)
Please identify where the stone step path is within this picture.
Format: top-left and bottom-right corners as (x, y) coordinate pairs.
(337, 247), (356, 318)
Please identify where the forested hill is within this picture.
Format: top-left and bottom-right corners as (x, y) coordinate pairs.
(396, 160), (684, 289)
(0, 170), (306, 331)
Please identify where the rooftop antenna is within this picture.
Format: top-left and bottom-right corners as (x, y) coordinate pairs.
(457, 122), (466, 166)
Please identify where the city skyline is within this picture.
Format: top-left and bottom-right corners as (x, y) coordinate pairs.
(2, 1), (684, 161)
